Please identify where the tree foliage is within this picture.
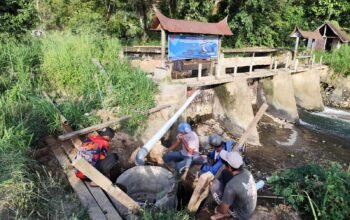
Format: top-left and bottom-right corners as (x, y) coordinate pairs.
(3, 0), (350, 47)
(0, 0), (38, 38)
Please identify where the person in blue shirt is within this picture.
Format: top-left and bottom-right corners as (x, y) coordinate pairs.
(200, 134), (245, 176)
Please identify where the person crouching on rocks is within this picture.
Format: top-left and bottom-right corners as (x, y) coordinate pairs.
(163, 121), (199, 175)
(75, 127), (119, 186)
(200, 133), (246, 176)
(210, 151), (257, 220)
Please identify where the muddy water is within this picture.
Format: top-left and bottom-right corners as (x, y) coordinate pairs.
(196, 113), (349, 179)
(247, 114), (350, 179)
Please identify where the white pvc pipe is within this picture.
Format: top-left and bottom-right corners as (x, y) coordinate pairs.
(135, 90), (201, 165)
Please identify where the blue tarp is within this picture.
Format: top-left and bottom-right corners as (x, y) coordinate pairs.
(168, 35), (219, 60)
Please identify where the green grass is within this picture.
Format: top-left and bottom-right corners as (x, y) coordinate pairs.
(268, 163), (350, 219)
(316, 45), (350, 77)
(41, 32), (157, 130)
(0, 33), (157, 218)
(140, 209), (192, 220)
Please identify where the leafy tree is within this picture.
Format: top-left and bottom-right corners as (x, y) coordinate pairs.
(0, 0), (38, 38)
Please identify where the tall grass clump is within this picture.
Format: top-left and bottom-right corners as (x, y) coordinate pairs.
(316, 45), (350, 77)
(41, 32), (157, 130)
(268, 163), (350, 219)
(0, 39), (81, 219)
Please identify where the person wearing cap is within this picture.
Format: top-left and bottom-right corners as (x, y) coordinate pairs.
(75, 127), (119, 185)
(163, 121), (199, 174)
(211, 151), (257, 220)
(200, 134), (236, 176)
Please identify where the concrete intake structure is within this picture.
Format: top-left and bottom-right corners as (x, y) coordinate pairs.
(257, 71), (299, 122)
(292, 68), (325, 111)
(116, 166), (178, 209)
(212, 78), (260, 145)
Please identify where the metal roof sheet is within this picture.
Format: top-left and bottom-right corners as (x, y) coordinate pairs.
(289, 26), (323, 39)
(316, 22), (350, 43)
(151, 9), (233, 36)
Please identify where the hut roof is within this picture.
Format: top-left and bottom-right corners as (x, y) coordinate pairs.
(289, 26), (323, 39)
(316, 22), (350, 43)
(150, 9), (233, 36)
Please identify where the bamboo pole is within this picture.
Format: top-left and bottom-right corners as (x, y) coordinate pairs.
(42, 91), (68, 124)
(58, 104), (171, 141)
(214, 103), (268, 178)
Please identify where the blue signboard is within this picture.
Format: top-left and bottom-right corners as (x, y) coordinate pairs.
(168, 35), (219, 60)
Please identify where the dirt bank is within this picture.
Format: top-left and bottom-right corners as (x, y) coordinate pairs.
(320, 72), (350, 109)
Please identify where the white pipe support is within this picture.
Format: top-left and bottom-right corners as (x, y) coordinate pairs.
(135, 90), (201, 166)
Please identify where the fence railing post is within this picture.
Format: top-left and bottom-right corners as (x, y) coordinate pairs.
(294, 59), (299, 72)
(197, 63), (202, 81)
(285, 54), (290, 70)
(274, 60), (278, 72)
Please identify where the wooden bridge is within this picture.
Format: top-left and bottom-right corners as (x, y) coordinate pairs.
(124, 46), (323, 88)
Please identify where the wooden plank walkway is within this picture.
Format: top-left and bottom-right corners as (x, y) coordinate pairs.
(46, 136), (122, 220)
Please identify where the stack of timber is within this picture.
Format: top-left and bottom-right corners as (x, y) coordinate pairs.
(46, 136), (122, 220)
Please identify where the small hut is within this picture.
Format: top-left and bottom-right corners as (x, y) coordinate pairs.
(150, 9), (233, 67)
(315, 22), (350, 50)
(289, 26), (323, 59)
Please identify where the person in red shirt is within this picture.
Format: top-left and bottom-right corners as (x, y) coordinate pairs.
(75, 127), (118, 185)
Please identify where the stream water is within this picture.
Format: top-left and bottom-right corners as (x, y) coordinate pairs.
(299, 107), (350, 141)
(247, 107), (350, 178)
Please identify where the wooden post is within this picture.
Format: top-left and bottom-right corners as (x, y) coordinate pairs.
(232, 103), (268, 152)
(209, 60), (215, 76)
(285, 54), (290, 70)
(270, 57), (274, 70)
(311, 55), (315, 68)
(215, 37), (222, 79)
(187, 172), (214, 213)
(293, 37), (299, 60)
(197, 63), (202, 81)
(73, 158), (141, 214)
(249, 52), (255, 73)
(294, 59), (299, 72)
(161, 28), (166, 68)
(58, 105), (171, 141)
(234, 65), (237, 76)
(320, 56), (323, 64)
(216, 53), (223, 79)
(274, 60), (278, 72)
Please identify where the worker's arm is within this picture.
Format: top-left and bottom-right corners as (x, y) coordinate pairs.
(215, 202), (230, 215)
(201, 159), (223, 174)
(167, 139), (181, 152)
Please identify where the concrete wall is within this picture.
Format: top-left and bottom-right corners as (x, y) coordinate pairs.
(212, 78), (260, 145)
(141, 83), (187, 143)
(258, 71), (299, 122)
(292, 68), (324, 111)
(185, 88), (215, 119)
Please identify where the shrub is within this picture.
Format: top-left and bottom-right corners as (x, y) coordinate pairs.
(268, 163), (350, 219)
(316, 45), (350, 77)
